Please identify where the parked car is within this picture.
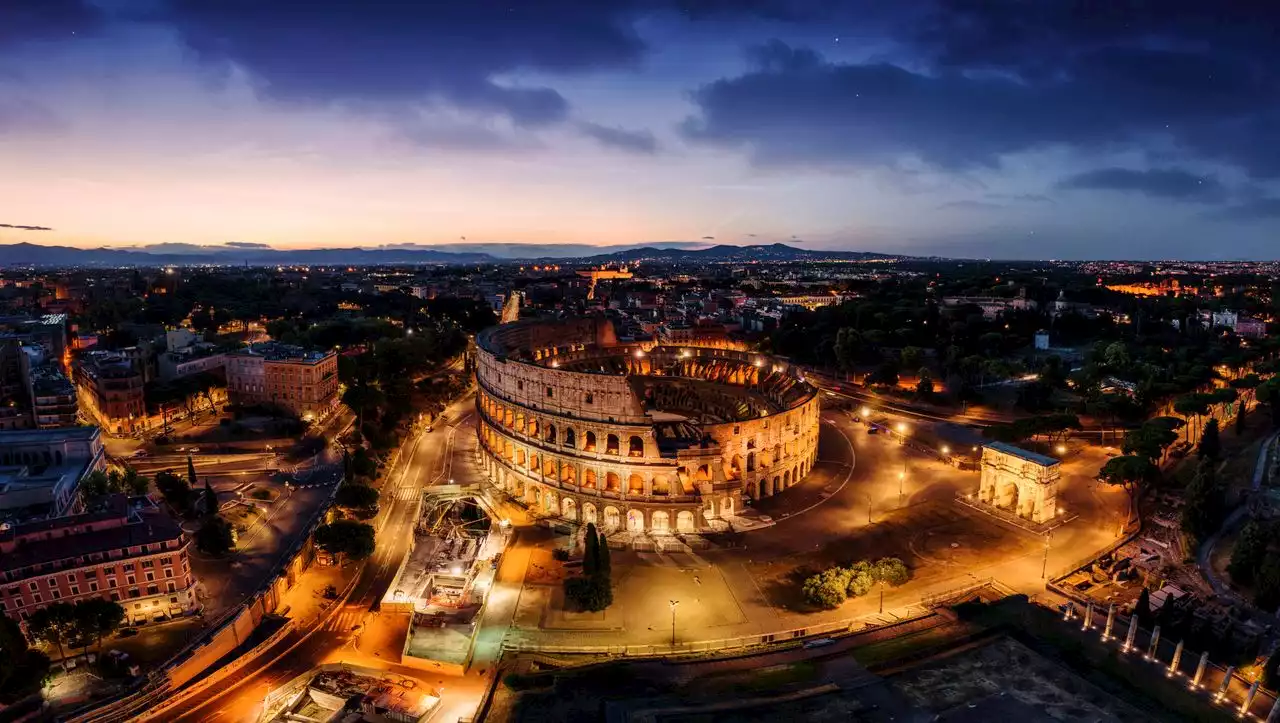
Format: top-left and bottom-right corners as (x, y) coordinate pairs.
(129, 449), (149, 458)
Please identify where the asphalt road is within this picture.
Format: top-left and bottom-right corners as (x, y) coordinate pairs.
(165, 394), (476, 722)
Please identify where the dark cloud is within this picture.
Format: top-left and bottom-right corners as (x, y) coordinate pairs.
(223, 241), (269, 248)
(0, 223), (53, 231)
(684, 0), (1280, 179)
(1056, 168), (1227, 202)
(159, 1), (653, 125)
(1208, 198), (1280, 221)
(578, 122), (658, 154)
(1, 0), (104, 47)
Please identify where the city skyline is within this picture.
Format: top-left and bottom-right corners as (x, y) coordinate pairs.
(3, 2), (1280, 260)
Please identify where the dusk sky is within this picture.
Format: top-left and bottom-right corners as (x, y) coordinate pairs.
(3, 1), (1279, 259)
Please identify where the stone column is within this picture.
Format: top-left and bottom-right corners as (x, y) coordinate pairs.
(1241, 679), (1260, 716)
(1082, 602), (1094, 630)
(1168, 640), (1184, 677)
(1215, 666), (1235, 702)
(1103, 603), (1116, 640)
(1122, 614), (1138, 652)
(1147, 625), (1160, 659)
(1062, 602), (1073, 621)
(1192, 652), (1209, 688)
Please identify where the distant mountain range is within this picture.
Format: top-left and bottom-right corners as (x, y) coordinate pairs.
(0, 241), (898, 267)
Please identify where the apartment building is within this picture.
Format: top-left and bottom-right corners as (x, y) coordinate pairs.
(225, 342), (338, 420)
(0, 495), (198, 626)
(73, 350), (146, 435)
(0, 426), (105, 519)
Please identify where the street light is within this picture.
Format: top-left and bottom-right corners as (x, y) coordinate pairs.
(860, 406), (871, 418)
(669, 599), (680, 646)
(898, 469), (906, 506)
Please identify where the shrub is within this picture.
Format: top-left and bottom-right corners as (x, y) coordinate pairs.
(551, 548), (571, 562)
(802, 568), (850, 609)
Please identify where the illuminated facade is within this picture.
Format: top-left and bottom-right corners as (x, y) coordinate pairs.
(475, 318), (820, 533)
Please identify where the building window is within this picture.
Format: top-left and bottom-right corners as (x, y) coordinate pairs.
(164, 569), (173, 578)
(28, 582), (37, 592)
(66, 574), (76, 583)
(147, 585), (159, 596)
(126, 575), (135, 585)
(110, 592), (120, 602)
(585, 393), (593, 404)
(32, 594), (41, 604)
(546, 386), (554, 398)
(145, 572), (154, 582)
(89, 582), (98, 592)
(108, 578), (117, 588)
(167, 583), (176, 593)
(169, 596), (178, 603)
(104, 566), (115, 574)
(128, 589), (140, 599)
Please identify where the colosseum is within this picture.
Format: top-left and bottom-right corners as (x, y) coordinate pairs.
(475, 318), (820, 534)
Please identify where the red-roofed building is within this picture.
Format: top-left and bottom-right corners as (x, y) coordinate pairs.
(0, 494), (199, 626)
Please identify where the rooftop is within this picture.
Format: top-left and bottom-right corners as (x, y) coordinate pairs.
(984, 441), (1060, 467)
(231, 341), (334, 363)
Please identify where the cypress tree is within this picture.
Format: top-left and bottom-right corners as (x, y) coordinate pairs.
(204, 479), (217, 516)
(1134, 587), (1152, 626)
(583, 522), (599, 576)
(187, 454), (198, 486)
(597, 531), (611, 577)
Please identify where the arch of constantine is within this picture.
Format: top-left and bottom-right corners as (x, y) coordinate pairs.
(977, 442), (1061, 524)
(474, 318), (820, 533)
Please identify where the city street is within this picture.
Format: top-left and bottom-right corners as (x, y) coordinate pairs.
(163, 392), (484, 722)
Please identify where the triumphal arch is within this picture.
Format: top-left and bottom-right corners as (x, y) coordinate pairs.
(978, 442), (1060, 524)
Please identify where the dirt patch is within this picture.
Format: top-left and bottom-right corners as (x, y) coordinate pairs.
(891, 636), (1147, 721)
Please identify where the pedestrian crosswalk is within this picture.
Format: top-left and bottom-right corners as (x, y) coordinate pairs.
(322, 607), (365, 633)
(389, 486), (421, 501)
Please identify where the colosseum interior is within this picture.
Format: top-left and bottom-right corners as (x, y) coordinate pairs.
(475, 318), (820, 534)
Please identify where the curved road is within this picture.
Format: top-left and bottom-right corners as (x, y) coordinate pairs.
(162, 395), (478, 722)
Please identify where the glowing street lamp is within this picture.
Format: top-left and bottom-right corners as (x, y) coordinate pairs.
(669, 599), (680, 646)
(860, 406), (871, 417)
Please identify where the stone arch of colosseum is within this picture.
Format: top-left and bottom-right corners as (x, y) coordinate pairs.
(475, 318), (821, 534)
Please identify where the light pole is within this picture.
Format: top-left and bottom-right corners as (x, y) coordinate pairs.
(898, 468), (906, 507)
(1041, 530), (1053, 579)
(669, 599), (679, 647)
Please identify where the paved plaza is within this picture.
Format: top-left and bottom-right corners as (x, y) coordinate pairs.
(503, 413), (1130, 649)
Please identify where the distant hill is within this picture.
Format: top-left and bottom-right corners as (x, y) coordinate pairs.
(0, 242), (495, 267)
(580, 243), (899, 263)
(0, 241), (899, 267)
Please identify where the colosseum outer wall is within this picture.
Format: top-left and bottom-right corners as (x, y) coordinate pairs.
(474, 320), (820, 534)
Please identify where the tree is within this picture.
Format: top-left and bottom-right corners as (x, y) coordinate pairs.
(1181, 460), (1225, 542)
(335, 483), (379, 510)
(203, 479), (217, 515)
(1237, 403), (1248, 434)
(314, 520), (376, 560)
(872, 557), (911, 586)
(901, 346), (923, 371)
(1123, 422), (1178, 463)
(563, 574), (613, 612)
(1098, 455), (1156, 520)
(120, 467), (149, 496)
(1197, 418), (1221, 460)
(196, 515), (236, 555)
(78, 469), (112, 506)
(868, 359), (900, 388)
(1134, 587), (1152, 626)
(1228, 519), (1270, 586)
(582, 523), (599, 577)
(187, 455), (198, 486)
(1258, 378), (1280, 428)
(597, 531), (611, 576)
(0, 614), (50, 704)
(73, 598), (125, 653)
(27, 602), (77, 662)
(154, 469), (193, 515)
(1257, 556), (1280, 612)
(916, 368), (934, 398)
(802, 568), (851, 609)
